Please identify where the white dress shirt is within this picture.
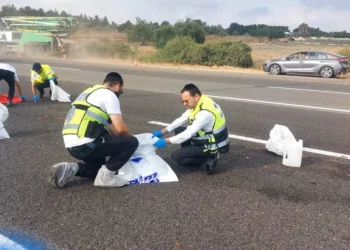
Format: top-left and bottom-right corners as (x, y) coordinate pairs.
(166, 109), (215, 144)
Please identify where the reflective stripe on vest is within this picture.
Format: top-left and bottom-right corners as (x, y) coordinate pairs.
(62, 85), (111, 138)
(189, 95), (229, 153)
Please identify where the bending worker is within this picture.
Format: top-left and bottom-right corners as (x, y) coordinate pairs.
(31, 62), (58, 101)
(152, 83), (230, 175)
(0, 63), (26, 106)
(49, 72), (139, 188)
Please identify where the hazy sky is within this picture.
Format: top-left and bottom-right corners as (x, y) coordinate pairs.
(3, 0), (349, 32)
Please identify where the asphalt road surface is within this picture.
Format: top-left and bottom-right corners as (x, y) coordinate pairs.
(1, 57), (350, 250)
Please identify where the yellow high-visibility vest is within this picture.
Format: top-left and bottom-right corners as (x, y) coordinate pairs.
(62, 85), (111, 138)
(189, 95), (229, 153)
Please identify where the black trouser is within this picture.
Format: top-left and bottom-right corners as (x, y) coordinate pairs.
(0, 69), (15, 102)
(35, 79), (58, 97)
(67, 133), (139, 178)
(171, 127), (215, 166)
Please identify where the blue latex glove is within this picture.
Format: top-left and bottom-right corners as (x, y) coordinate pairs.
(21, 95), (26, 101)
(50, 77), (55, 81)
(152, 130), (163, 138)
(153, 139), (167, 148)
(32, 95), (38, 102)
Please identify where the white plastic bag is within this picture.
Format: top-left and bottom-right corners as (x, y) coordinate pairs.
(118, 133), (179, 185)
(0, 121), (10, 139)
(0, 103), (9, 123)
(265, 124), (297, 156)
(50, 80), (71, 102)
(0, 104), (9, 139)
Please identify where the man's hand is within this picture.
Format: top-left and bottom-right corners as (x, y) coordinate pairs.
(32, 95), (38, 102)
(153, 139), (167, 148)
(152, 130), (163, 138)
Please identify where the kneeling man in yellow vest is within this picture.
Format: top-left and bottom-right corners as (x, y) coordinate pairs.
(31, 62), (59, 102)
(152, 83), (230, 175)
(48, 72), (139, 188)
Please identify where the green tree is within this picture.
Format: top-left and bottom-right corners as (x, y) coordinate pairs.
(127, 17), (155, 45)
(174, 19), (206, 44)
(117, 20), (133, 32)
(155, 25), (176, 48)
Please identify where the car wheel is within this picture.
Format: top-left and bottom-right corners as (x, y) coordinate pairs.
(319, 66), (334, 78)
(269, 64), (281, 75)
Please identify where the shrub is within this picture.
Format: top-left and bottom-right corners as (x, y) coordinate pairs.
(150, 36), (198, 63)
(155, 25), (176, 48)
(150, 37), (254, 68)
(199, 40), (253, 67)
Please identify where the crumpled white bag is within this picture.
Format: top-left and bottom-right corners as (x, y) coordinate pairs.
(0, 103), (10, 139)
(0, 103), (9, 123)
(0, 121), (10, 139)
(265, 124), (297, 156)
(50, 80), (71, 102)
(118, 133), (179, 185)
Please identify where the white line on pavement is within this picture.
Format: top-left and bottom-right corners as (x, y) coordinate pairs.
(205, 94), (350, 114)
(267, 86), (350, 95)
(148, 120), (350, 160)
(25, 64), (80, 71)
(52, 67), (80, 71)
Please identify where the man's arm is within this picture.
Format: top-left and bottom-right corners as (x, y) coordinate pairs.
(15, 81), (23, 96)
(31, 81), (37, 96)
(109, 114), (130, 135)
(12, 72), (23, 97)
(165, 110), (213, 144)
(45, 66), (56, 79)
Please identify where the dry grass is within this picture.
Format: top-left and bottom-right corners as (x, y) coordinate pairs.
(69, 30), (128, 43)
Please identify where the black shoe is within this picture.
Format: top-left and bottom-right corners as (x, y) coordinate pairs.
(203, 152), (220, 175)
(39, 93), (44, 99)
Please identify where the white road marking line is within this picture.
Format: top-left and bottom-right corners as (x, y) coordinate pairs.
(205, 94), (350, 114)
(52, 67), (80, 71)
(268, 86), (350, 95)
(25, 64), (80, 71)
(148, 120), (350, 160)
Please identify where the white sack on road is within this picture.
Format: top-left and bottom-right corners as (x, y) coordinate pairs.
(0, 121), (10, 139)
(118, 133), (179, 185)
(50, 80), (71, 102)
(0, 103), (9, 123)
(0, 104), (9, 139)
(266, 124), (297, 156)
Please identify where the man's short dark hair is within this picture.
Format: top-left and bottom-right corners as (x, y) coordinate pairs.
(181, 83), (202, 96)
(32, 62), (41, 71)
(103, 72), (123, 87)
